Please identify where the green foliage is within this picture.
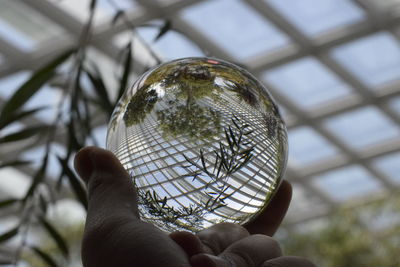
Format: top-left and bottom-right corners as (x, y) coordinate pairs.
(281, 195), (400, 267)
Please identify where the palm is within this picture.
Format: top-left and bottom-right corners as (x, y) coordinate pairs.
(75, 147), (312, 267)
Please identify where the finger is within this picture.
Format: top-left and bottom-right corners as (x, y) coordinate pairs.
(191, 234), (282, 267)
(74, 146), (140, 220)
(244, 180), (292, 236)
(262, 256), (316, 267)
(169, 231), (204, 257)
(195, 223), (249, 255)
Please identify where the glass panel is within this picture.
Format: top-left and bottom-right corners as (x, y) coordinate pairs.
(372, 152), (400, 184)
(0, 167), (30, 198)
(266, 0), (365, 36)
(388, 96), (400, 117)
(324, 106), (400, 150)
(181, 0), (290, 60)
(263, 57), (353, 110)
(288, 126), (339, 167)
(331, 32), (400, 88)
(0, 1), (65, 52)
(313, 165), (383, 201)
(47, 0), (137, 25)
(136, 22), (205, 61)
(285, 183), (327, 221)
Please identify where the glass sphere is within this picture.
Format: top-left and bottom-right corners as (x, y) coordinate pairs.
(106, 57), (288, 233)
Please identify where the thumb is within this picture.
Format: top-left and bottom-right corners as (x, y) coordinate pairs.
(74, 146), (140, 220)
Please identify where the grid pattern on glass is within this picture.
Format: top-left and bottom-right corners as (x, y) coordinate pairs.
(331, 32), (400, 88)
(180, 0), (290, 60)
(263, 57), (354, 110)
(312, 165), (384, 202)
(323, 106), (400, 150)
(372, 152), (400, 184)
(288, 126), (339, 167)
(266, 0), (365, 36)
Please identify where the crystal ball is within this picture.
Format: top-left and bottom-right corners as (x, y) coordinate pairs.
(106, 57), (288, 233)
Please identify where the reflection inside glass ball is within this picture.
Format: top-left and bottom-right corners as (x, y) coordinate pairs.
(106, 57), (288, 233)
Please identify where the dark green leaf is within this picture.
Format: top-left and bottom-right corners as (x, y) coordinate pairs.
(154, 20), (171, 42)
(30, 246), (58, 267)
(89, 0), (97, 11)
(39, 217), (69, 258)
(0, 198), (19, 209)
(0, 49), (73, 121)
(0, 106), (48, 130)
(23, 154), (48, 202)
(84, 67), (113, 115)
(0, 226), (19, 244)
(228, 126), (237, 147)
(0, 159), (31, 168)
(0, 125), (48, 144)
(112, 10), (124, 25)
(117, 42), (132, 102)
(57, 157), (88, 210)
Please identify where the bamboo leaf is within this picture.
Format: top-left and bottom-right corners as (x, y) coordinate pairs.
(89, 0), (97, 11)
(0, 226), (19, 244)
(112, 10), (124, 25)
(84, 67), (113, 115)
(224, 129), (233, 150)
(0, 125), (48, 144)
(30, 246), (58, 267)
(0, 49), (73, 121)
(0, 106), (48, 130)
(154, 20), (171, 42)
(39, 217), (69, 258)
(23, 154), (48, 202)
(117, 42), (132, 102)
(0, 198), (19, 209)
(57, 157), (88, 210)
(0, 159), (31, 168)
(228, 126), (237, 147)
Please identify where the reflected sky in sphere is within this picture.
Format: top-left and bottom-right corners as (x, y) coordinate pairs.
(107, 58), (288, 232)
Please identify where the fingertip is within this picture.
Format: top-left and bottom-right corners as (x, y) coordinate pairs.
(169, 231), (204, 257)
(74, 146), (97, 183)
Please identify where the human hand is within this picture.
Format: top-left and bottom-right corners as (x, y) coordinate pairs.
(74, 146), (314, 267)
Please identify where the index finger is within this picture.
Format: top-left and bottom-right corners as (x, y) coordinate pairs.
(243, 180), (292, 236)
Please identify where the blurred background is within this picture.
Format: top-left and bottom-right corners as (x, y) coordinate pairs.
(0, 0), (399, 266)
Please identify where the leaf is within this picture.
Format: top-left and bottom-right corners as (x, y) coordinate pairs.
(0, 226), (19, 244)
(0, 198), (19, 209)
(30, 246), (58, 267)
(0, 106), (48, 130)
(84, 67), (113, 115)
(39, 217), (69, 258)
(89, 0), (97, 11)
(154, 20), (171, 42)
(57, 157), (88, 210)
(0, 49), (73, 121)
(117, 42), (132, 102)
(23, 154), (48, 202)
(0, 125), (48, 144)
(112, 10), (124, 25)
(0, 159), (31, 168)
